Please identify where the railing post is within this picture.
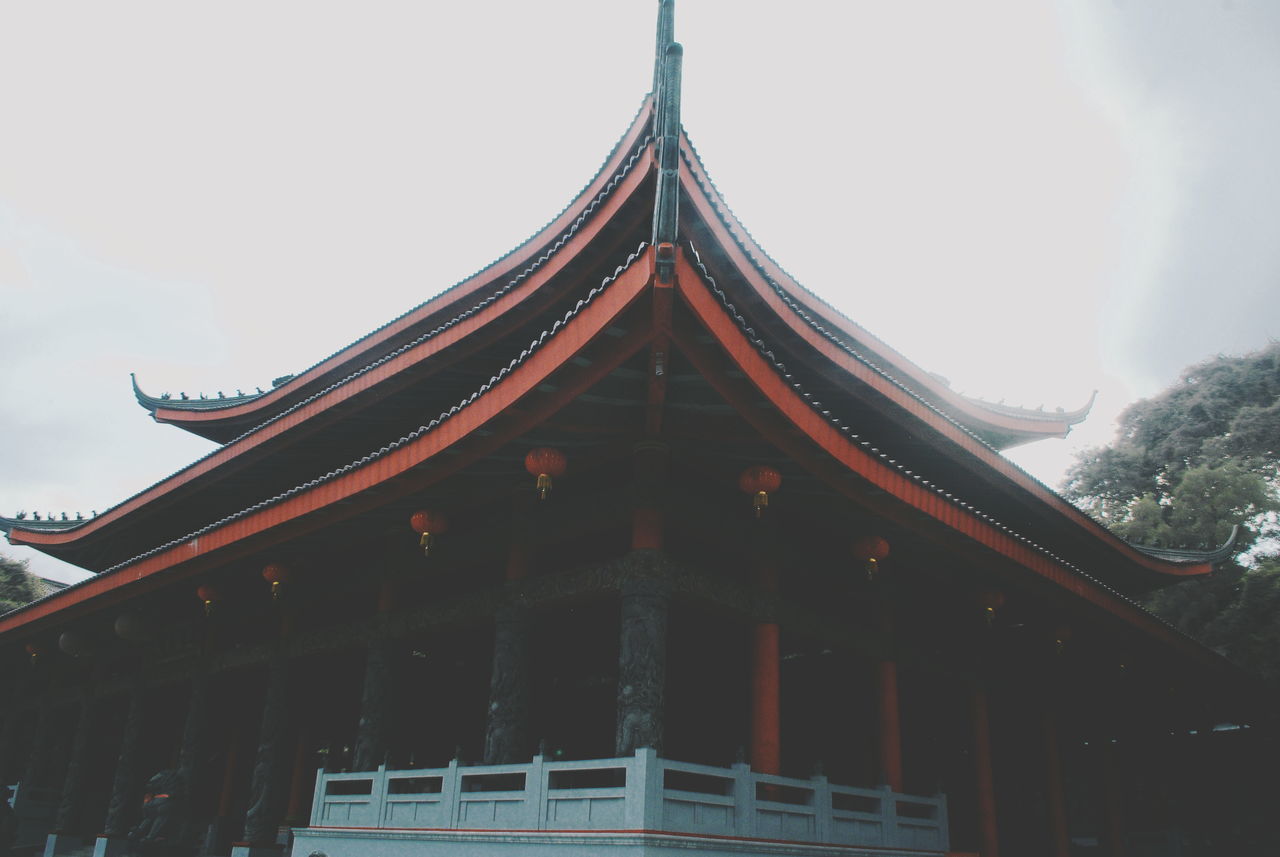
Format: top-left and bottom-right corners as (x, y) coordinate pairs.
(934, 791), (950, 852)
(527, 754), (547, 830)
(812, 773), (832, 844)
(626, 747), (662, 830)
(879, 785), (897, 848)
(370, 764), (388, 827)
(442, 758), (461, 830)
(732, 760), (755, 839)
(309, 768), (325, 826)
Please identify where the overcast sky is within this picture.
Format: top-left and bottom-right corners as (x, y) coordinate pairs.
(2, 1), (1277, 583)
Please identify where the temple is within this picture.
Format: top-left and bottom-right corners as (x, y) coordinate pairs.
(0, 4), (1263, 857)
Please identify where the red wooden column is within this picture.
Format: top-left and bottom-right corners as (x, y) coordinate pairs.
(1102, 741), (1127, 857)
(284, 729), (312, 825)
(751, 549), (781, 775)
(875, 597), (903, 791)
(631, 441), (668, 550)
(971, 686), (1000, 857)
(1043, 710), (1070, 857)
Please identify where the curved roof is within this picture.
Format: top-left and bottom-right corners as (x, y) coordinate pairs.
(1, 1), (1238, 673)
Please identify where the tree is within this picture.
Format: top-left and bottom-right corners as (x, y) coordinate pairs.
(0, 552), (40, 614)
(1062, 343), (1280, 675)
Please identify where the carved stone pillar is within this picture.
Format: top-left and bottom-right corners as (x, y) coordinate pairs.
(54, 694), (97, 835)
(102, 684), (146, 837)
(484, 605), (531, 763)
(240, 657), (291, 848)
(1044, 710), (1070, 857)
(1102, 740), (1127, 857)
(353, 631), (395, 772)
(615, 576), (670, 755)
(176, 670), (211, 843)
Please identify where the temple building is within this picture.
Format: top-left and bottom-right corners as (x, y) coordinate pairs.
(0, 4), (1263, 857)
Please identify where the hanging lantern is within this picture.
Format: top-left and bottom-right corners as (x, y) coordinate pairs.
(524, 447), (568, 500)
(409, 509), (449, 556)
(23, 642), (40, 665)
(196, 583), (220, 617)
(262, 563), (290, 600)
(114, 612), (151, 643)
(852, 536), (891, 580)
(1053, 623), (1073, 655)
(738, 465), (782, 518)
(977, 588), (1006, 626)
(58, 631), (91, 658)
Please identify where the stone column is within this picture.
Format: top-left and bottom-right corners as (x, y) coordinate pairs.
(353, 631), (396, 772)
(1043, 710), (1070, 857)
(48, 693), (97, 854)
(484, 605), (531, 764)
(175, 671), (211, 844)
(615, 577), (670, 755)
(238, 657), (291, 853)
(101, 684), (146, 842)
(1102, 740), (1127, 857)
(971, 686), (1000, 857)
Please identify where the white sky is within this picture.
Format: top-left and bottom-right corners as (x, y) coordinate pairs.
(2, 1), (1278, 584)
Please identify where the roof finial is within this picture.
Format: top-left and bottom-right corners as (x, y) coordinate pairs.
(653, 0), (675, 100)
(651, 0), (682, 281)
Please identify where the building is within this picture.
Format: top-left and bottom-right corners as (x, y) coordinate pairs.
(0, 4), (1262, 856)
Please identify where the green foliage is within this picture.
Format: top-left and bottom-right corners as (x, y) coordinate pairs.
(1062, 343), (1280, 683)
(0, 552), (40, 614)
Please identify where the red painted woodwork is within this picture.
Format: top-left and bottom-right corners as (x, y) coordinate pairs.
(0, 255), (654, 637)
(676, 160), (1213, 583)
(877, 660), (903, 792)
(7, 141), (657, 561)
(670, 251), (1225, 667)
(631, 506), (664, 551)
(751, 622), (781, 776)
(286, 731), (312, 823)
(1043, 711), (1070, 857)
(970, 688), (1000, 857)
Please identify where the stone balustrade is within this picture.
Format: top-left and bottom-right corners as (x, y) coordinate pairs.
(308, 748), (948, 853)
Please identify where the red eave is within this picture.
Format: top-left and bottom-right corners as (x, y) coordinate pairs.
(6, 144), (657, 565)
(677, 136), (1091, 448)
(668, 250), (1220, 666)
(146, 99), (657, 434)
(676, 153), (1206, 584)
(0, 247), (658, 636)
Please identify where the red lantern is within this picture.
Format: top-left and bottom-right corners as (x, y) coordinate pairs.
(977, 589), (1006, 626)
(262, 564), (290, 600)
(1053, 623), (1073, 655)
(409, 509), (449, 556)
(524, 447), (568, 500)
(852, 536), (891, 580)
(196, 583), (220, 617)
(738, 465), (782, 518)
(23, 642), (40, 665)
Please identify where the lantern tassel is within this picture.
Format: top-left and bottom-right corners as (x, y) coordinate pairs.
(420, 531), (433, 556)
(866, 557), (878, 581)
(271, 581), (282, 601)
(537, 473), (553, 501)
(204, 599), (215, 618)
(984, 606), (995, 627)
(753, 490), (768, 518)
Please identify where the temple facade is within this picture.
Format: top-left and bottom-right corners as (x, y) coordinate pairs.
(1, 4), (1262, 857)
